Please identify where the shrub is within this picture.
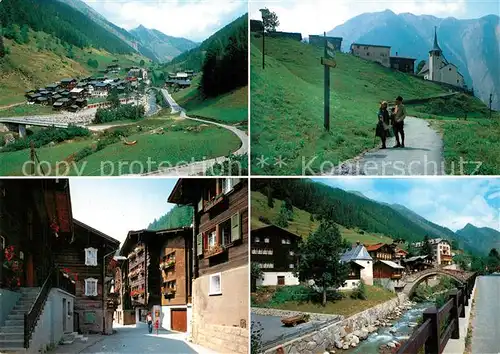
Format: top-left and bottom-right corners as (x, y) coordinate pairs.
(93, 104), (145, 124)
(73, 146), (93, 162)
(251, 321), (263, 354)
(267, 285), (311, 306)
(350, 280), (367, 300)
(0, 125), (90, 153)
(258, 216), (271, 225)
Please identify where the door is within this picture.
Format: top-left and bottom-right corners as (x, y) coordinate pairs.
(277, 276), (285, 286)
(63, 299), (67, 332)
(26, 253), (34, 287)
(171, 309), (187, 332)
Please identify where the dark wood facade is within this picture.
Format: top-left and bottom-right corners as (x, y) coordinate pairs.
(168, 178), (248, 278)
(159, 228), (193, 307)
(373, 261), (403, 279)
(250, 225), (300, 272)
(0, 179), (73, 291)
(53, 219), (120, 334)
(390, 56), (416, 73)
(366, 243), (396, 261)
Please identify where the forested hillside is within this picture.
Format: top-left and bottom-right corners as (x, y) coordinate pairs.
(147, 205), (193, 231)
(0, 0), (133, 54)
(251, 179), (458, 244)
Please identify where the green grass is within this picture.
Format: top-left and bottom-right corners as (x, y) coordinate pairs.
(250, 35), (494, 175)
(251, 191), (395, 245)
(0, 104), (54, 117)
(171, 77), (248, 124)
(253, 285), (396, 317)
(0, 117), (241, 176)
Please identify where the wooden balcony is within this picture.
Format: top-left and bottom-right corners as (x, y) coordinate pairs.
(203, 194), (226, 212)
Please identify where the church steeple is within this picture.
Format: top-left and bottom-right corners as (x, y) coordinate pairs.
(430, 26), (442, 54)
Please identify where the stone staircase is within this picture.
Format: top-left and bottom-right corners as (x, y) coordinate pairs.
(0, 287), (40, 352)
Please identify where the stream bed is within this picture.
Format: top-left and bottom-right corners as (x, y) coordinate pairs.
(347, 301), (434, 353)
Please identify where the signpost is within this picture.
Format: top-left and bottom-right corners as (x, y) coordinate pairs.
(322, 32), (337, 131)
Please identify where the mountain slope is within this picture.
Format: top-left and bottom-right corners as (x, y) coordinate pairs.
(456, 223), (500, 255)
(328, 10), (500, 109)
(165, 13), (248, 72)
(147, 205), (193, 231)
(251, 179), (498, 256)
(130, 25), (197, 62)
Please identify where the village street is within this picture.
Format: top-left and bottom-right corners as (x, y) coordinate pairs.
(471, 276), (500, 353)
(77, 323), (218, 354)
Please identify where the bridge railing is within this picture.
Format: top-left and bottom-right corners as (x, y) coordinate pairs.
(397, 273), (476, 354)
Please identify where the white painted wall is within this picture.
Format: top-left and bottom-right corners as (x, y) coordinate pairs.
(358, 260), (374, 286)
(28, 289), (75, 354)
(160, 305), (189, 333)
(257, 272), (300, 286)
(339, 279), (360, 291)
(351, 45), (391, 67)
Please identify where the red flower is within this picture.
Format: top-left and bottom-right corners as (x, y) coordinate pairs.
(17, 279), (20, 287)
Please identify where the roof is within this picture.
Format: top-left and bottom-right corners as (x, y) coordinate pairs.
(120, 226), (192, 256)
(309, 34), (343, 40)
(251, 224), (301, 239)
(405, 255), (428, 262)
(70, 88), (84, 93)
(365, 243), (386, 252)
(61, 78), (76, 83)
(341, 244), (373, 262)
(351, 43), (391, 49)
(418, 62), (429, 75)
(176, 80), (191, 85)
(431, 26), (442, 53)
(73, 219), (120, 246)
(379, 260), (404, 269)
(352, 260), (366, 269)
(390, 56), (416, 61)
(176, 73), (188, 78)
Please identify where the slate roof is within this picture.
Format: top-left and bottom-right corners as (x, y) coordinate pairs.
(379, 260), (404, 269)
(341, 244), (373, 262)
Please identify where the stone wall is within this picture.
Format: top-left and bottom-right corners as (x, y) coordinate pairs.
(0, 289), (21, 326)
(263, 293), (408, 354)
(252, 307), (342, 323)
(194, 323), (248, 354)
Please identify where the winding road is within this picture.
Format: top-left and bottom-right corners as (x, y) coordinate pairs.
(140, 88), (248, 176)
(329, 117), (445, 176)
(471, 276), (500, 354)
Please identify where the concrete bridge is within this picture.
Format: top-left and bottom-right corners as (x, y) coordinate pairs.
(400, 268), (474, 295)
(0, 115), (89, 138)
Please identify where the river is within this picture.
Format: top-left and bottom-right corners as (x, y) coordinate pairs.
(347, 301), (434, 353)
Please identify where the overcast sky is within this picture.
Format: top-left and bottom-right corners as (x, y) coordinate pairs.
(83, 0), (248, 42)
(250, 0), (500, 35)
(69, 179), (179, 244)
(315, 178), (500, 232)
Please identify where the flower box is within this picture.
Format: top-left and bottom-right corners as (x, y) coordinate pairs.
(203, 194), (225, 212)
(134, 246), (144, 254)
(205, 244), (226, 258)
(159, 260), (176, 271)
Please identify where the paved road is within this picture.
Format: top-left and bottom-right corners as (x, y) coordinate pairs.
(329, 117), (445, 176)
(141, 89), (248, 176)
(472, 276), (500, 354)
(80, 323), (217, 354)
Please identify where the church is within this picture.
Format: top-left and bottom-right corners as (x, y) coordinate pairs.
(418, 27), (465, 88)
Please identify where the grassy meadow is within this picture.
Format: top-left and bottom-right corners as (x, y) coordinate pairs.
(251, 191), (395, 245)
(250, 34), (498, 175)
(0, 115), (241, 176)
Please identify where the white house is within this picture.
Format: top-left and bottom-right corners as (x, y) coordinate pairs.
(339, 242), (373, 290)
(418, 27), (465, 88)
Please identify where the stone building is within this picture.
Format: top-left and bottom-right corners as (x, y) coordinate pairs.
(350, 43), (391, 67)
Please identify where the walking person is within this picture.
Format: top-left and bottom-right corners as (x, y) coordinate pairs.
(376, 101), (391, 149)
(392, 96), (407, 148)
(146, 312), (153, 334)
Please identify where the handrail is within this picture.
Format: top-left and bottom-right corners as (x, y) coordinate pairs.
(24, 266), (54, 348)
(397, 273), (476, 354)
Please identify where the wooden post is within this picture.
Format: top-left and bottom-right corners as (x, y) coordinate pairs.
(324, 32), (330, 131)
(449, 290), (460, 339)
(423, 307), (439, 354)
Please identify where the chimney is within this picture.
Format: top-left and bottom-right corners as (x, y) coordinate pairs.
(356, 241), (360, 246)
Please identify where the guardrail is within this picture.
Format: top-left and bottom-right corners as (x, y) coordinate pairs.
(397, 273), (476, 354)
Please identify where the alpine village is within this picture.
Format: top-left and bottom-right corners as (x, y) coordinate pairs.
(0, 178), (249, 354)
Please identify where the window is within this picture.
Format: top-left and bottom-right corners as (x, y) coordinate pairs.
(264, 238), (270, 244)
(209, 273), (222, 296)
(289, 264), (294, 269)
(251, 249), (257, 254)
(255, 237), (260, 243)
(230, 213), (241, 243)
(208, 231), (217, 248)
(196, 233), (203, 256)
(289, 251), (294, 256)
(0, 236), (4, 250)
(84, 248), (98, 266)
(221, 219), (232, 246)
(198, 198), (203, 212)
(221, 178), (239, 194)
(366, 52), (370, 56)
(84, 278), (98, 297)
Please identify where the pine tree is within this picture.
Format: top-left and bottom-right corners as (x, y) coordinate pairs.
(297, 220), (349, 306)
(421, 235), (434, 260)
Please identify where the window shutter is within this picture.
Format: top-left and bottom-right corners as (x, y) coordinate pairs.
(231, 213), (241, 242)
(197, 233), (203, 256)
(203, 233), (208, 252)
(198, 198), (203, 212)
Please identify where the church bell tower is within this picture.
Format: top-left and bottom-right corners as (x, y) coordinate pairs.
(428, 26), (443, 81)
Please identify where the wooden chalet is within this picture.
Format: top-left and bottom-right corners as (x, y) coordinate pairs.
(366, 243), (405, 280)
(250, 225), (301, 288)
(168, 178), (248, 354)
(59, 78), (77, 90)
